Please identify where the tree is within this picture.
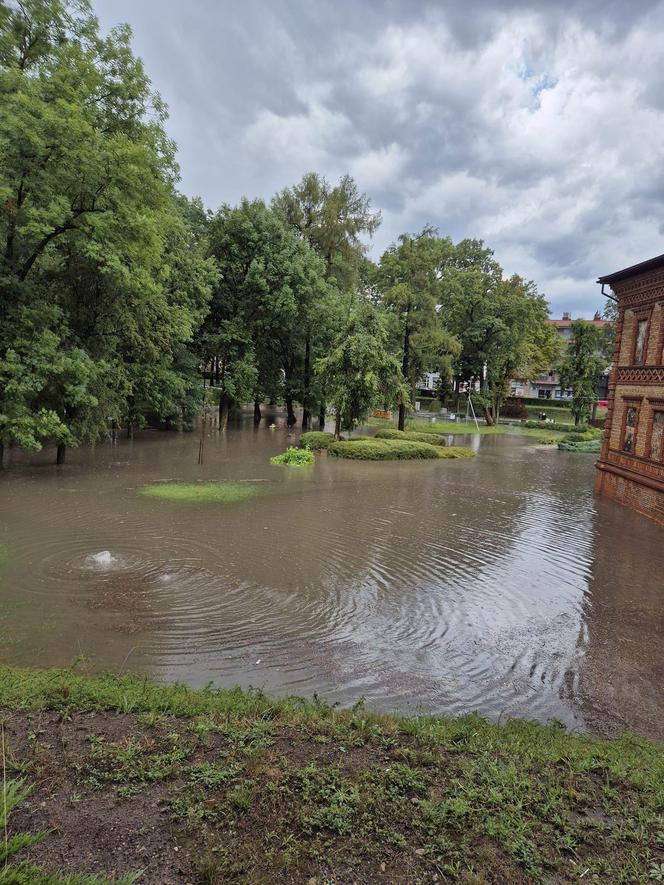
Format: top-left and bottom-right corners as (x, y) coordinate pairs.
(0, 0), (215, 460)
(273, 172), (381, 427)
(273, 172), (381, 290)
(439, 249), (560, 425)
(559, 320), (608, 426)
(377, 227), (455, 429)
(203, 199), (329, 429)
(315, 300), (405, 439)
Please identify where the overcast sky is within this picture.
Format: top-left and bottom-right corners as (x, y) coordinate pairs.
(95, 0), (664, 317)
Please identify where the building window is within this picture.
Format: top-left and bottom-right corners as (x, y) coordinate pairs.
(634, 318), (649, 365)
(623, 406), (638, 453)
(650, 411), (664, 461)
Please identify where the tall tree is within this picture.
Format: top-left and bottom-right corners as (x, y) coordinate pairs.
(559, 320), (608, 426)
(377, 227), (455, 430)
(315, 300), (405, 439)
(203, 199), (328, 429)
(273, 172), (380, 427)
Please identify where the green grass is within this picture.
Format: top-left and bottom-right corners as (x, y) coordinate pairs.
(136, 481), (259, 504)
(0, 667), (662, 884)
(329, 439), (472, 460)
(270, 446), (315, 467)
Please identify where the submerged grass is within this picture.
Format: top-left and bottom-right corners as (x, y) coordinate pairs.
(0, 666), (663, 883)
(136, 481), (259, 504)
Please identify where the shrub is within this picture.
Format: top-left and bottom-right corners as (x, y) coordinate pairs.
(375, 429), (447, 446)
(299, 431), (335, 450)
(502, 398), (529, 419)
(563, 430), (603, 443)
(328, 439), (473, 461)
(558, 438), (602, 453)
(524, 420), (589, 433)
(271, 446), (315, 466)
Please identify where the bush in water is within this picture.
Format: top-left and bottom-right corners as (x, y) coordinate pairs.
(375, 429), (447, 446)
(271, 447), (315, 466)
(299, 431), (335, 450)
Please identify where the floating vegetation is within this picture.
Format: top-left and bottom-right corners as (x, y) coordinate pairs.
(137, 481), (260, 504)
(270, 447), (315, 467)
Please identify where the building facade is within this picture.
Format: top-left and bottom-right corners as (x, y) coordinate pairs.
(595, 254), (664, 525)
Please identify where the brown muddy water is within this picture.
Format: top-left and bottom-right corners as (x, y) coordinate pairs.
(0, 414), (662, 739)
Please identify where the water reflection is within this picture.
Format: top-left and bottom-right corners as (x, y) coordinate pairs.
(0, 416), (662, 737)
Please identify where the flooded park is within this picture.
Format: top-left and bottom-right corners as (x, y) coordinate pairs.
(1, 415), (662, 741)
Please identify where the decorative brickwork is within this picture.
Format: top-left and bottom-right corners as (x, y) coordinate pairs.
(595, 258), (664, 525)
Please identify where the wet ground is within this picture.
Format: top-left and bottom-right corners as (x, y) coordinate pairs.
(0, 412), (662, 739)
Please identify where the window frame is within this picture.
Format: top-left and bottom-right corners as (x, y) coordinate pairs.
(631, 309), (652, 366)
(620, 397), (642, 455)
(645, 398), (664, 463)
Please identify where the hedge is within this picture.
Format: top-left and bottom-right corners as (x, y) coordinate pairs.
(299, 431), (335, 450)
(375, 429), (447, 446)
(328, 439), (474, 461)
(329, 439), (443, 460)
(524, 420), (588, 433)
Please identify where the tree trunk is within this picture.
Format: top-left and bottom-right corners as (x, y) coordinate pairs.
(318, 402), (326, 430)
(334, 411), (342, 440)
(219, 393), (230, 431)
(0, 442), (4, 470)
(285, 395), (296, 427)
(253, 399), (261, 424)
(302, 335), (311, 430)
(56, 443), (66, 465)
(399, 323), (410, 431)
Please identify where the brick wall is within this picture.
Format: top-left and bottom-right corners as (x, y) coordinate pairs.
(595, 264), (664, 526)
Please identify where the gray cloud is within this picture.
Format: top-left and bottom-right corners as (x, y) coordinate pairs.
(95, 0), (664, 318)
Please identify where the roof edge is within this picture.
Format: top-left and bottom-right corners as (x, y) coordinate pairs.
(597, 253), (664, 285)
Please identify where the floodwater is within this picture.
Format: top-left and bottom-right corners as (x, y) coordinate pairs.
(1, 414), (662, 740)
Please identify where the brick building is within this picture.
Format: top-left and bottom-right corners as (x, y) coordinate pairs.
(595, 254), (664, 525)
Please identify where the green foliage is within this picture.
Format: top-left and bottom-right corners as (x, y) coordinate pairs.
(2, 666), (662, 883)
(557, 439), (602, 453)
(316, 300), (405, 436)
(270, 446), (315, 467)
(377, 227), (461, 427)
(299, 431), (335, 450)
(202, 198), (329, 427)
(558, 320), (609, 426)
(524, 419), (588, 433)
(273, 171), (381, 291)
(558, 430), (603, 453)
(439, 265), (562, 425)
(0, 0), (216, 454)
(137, 481), (259, 504)
(375, 428), (447, 446)
(328, 439), (472, 460)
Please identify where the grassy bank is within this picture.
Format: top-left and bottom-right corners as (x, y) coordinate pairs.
(0, 668), (662, 884)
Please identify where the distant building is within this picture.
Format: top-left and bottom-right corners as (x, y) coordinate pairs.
(511, 312), (611, 401)
(595, 254), (664, 525)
